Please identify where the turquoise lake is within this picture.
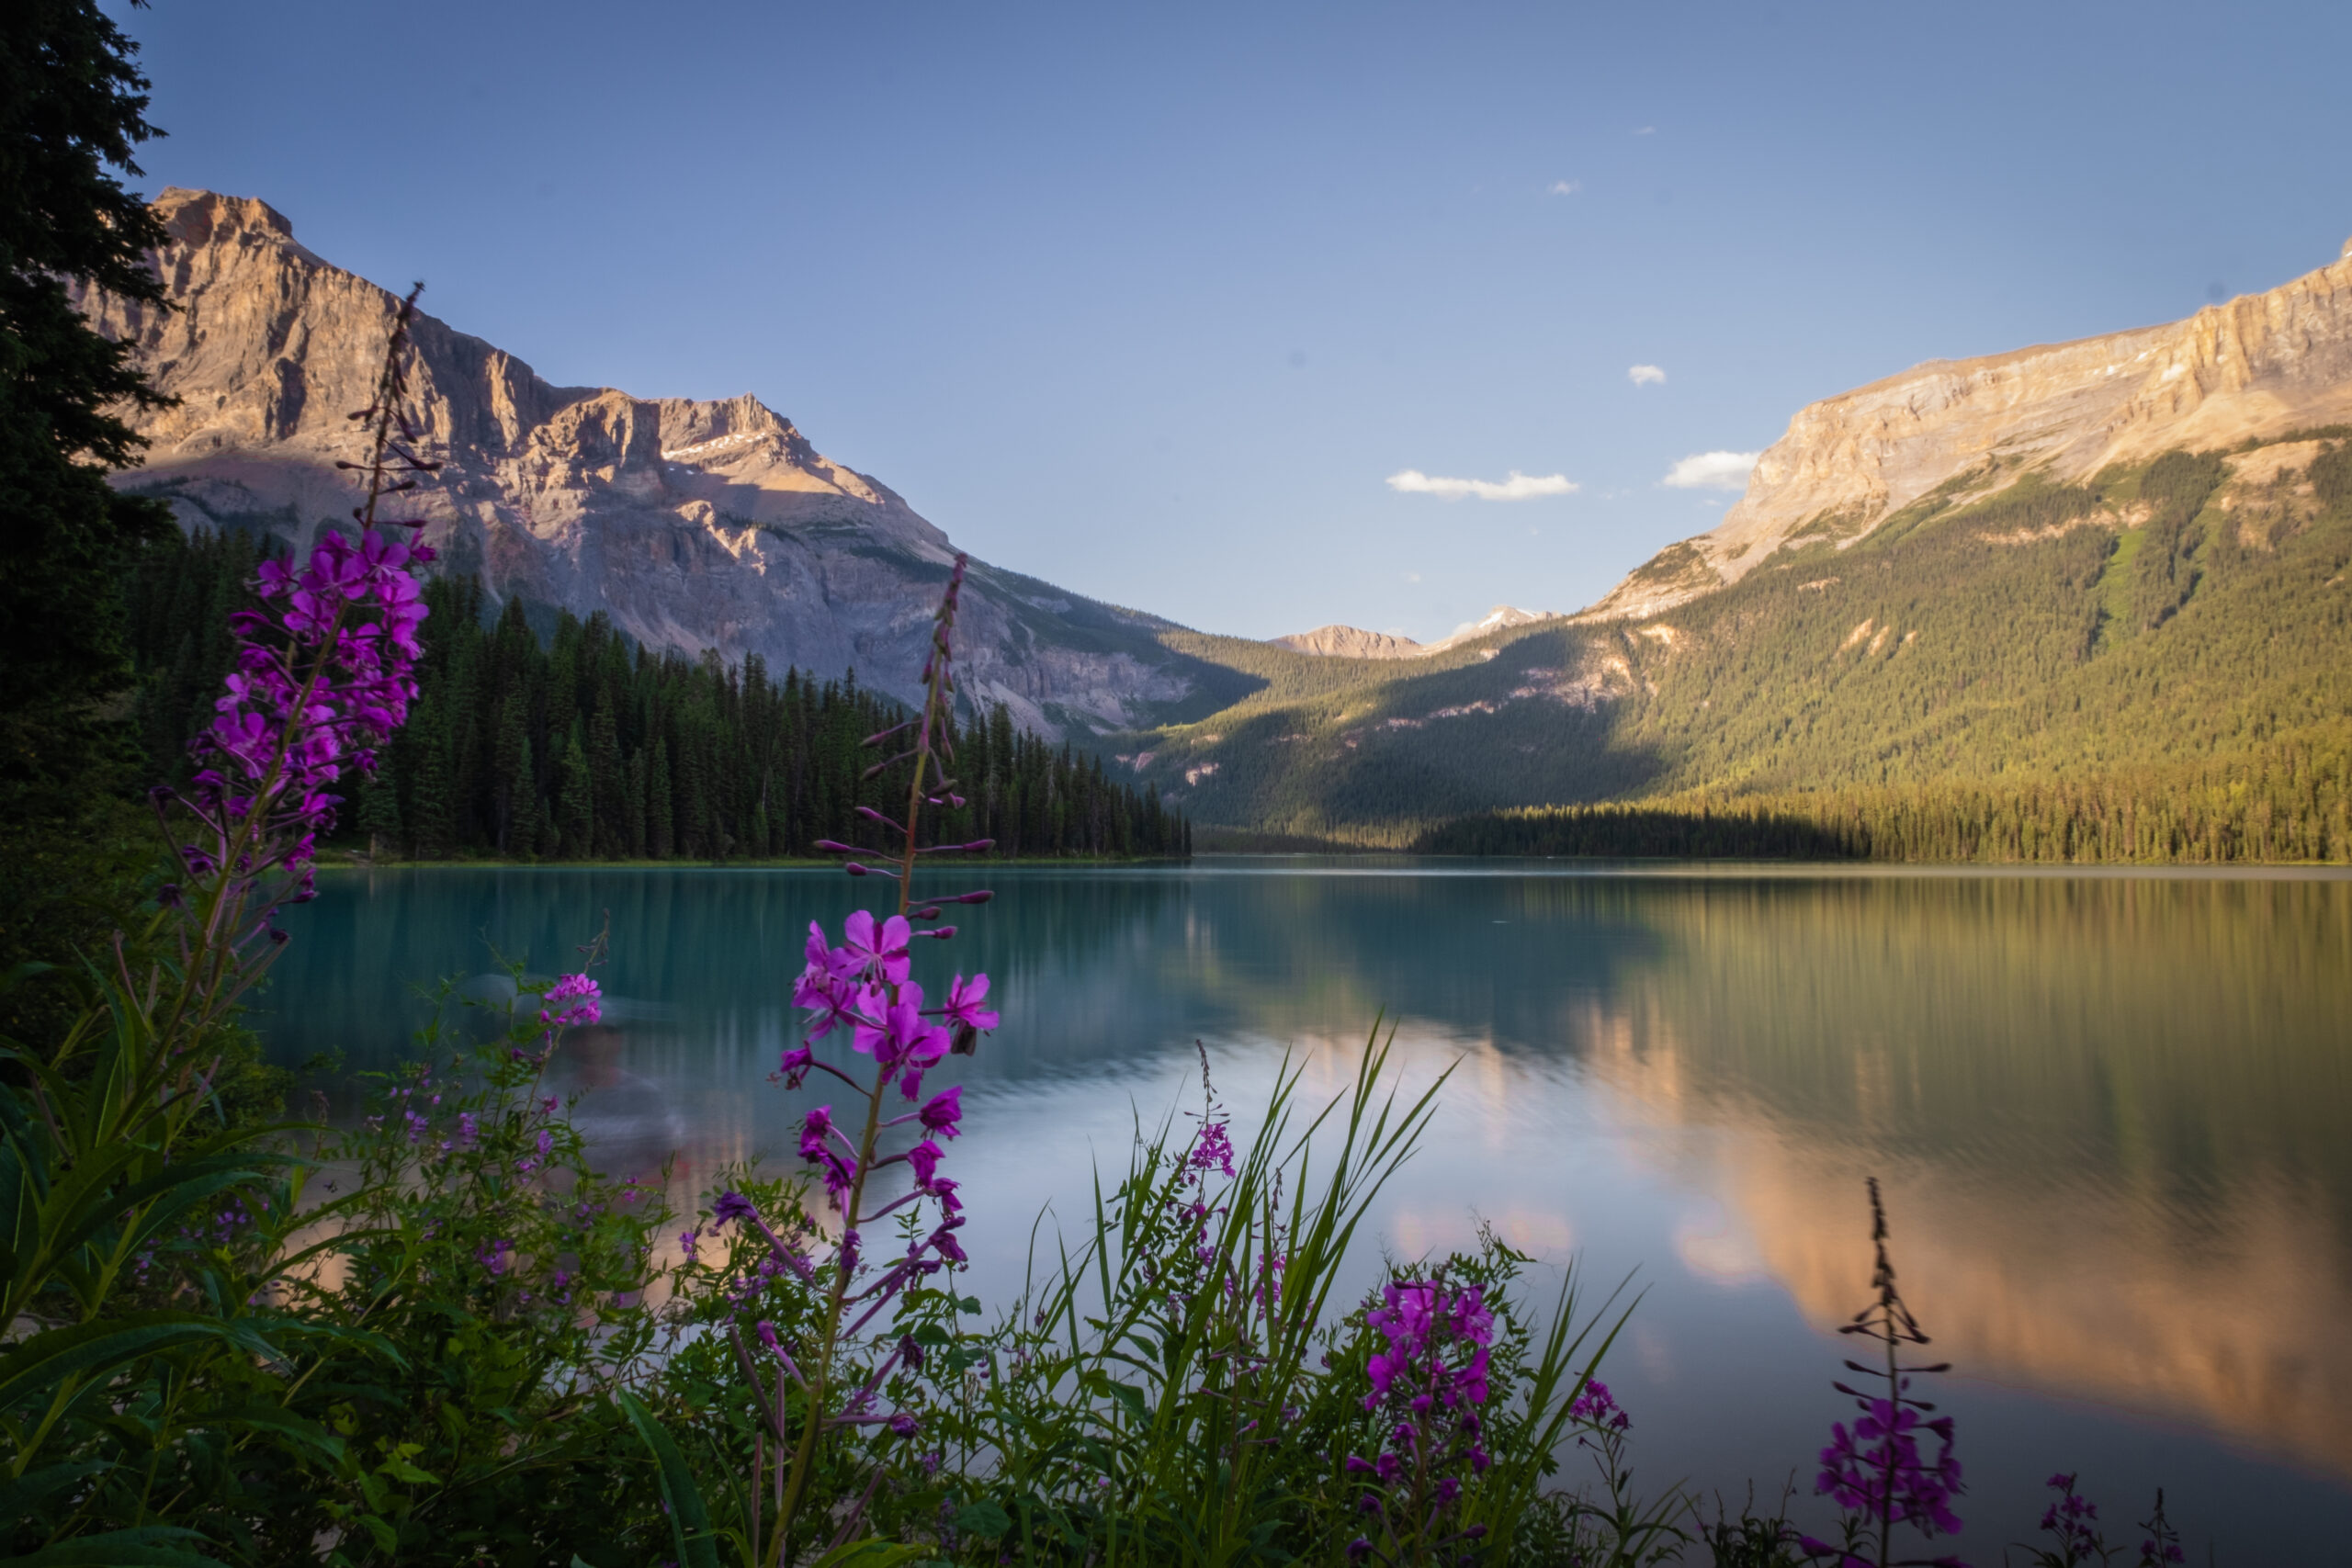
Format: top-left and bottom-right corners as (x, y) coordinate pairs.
(261, 858), (2352, 1560)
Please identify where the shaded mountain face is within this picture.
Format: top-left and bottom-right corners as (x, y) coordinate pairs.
(1587, 235), (2352, 621)
(78, 188), (1205, 735)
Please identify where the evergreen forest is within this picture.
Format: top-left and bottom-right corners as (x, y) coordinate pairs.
(123, 529), (1189, 863)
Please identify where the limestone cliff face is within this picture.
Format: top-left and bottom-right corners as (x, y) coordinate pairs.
(1269, 625), (1426, 659)
(1587, 234), (2352, 620)
(80, 188), (1195, 734)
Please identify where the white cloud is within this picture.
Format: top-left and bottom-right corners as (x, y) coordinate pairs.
(1634, 125), (1656, 136)
(1386, 469), (1579, 502)
(1661, 450), (1761, 491)
(1627, 364), (1666, 387)
(1548, 179), (1581, 196)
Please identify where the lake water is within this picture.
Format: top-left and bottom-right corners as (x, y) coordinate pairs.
(262, 858), (2352, 1561)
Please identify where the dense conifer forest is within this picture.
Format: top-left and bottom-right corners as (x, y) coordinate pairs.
(123, 530), (1188, 863)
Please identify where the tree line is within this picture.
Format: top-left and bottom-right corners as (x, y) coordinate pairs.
(125, 528), (1189, 863)
(1417, 730), (2352, 863)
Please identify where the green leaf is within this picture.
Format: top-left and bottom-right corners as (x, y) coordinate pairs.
(615, 1389), (719, 1568)
(0, 1525), (222, 1566)
(0, 1461), (112, 1523)
(1102, 1379), (1148, 1425)
(190, 1403), (345, 1464)
(373, 1454), (438, 1486)
(0, 1314), (275, 1413)
(806, 1544), (930, 1568)
(953, 1501), (1012, 1540)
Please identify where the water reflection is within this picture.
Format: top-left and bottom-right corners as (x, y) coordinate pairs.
(262, 860), (2352, 1555)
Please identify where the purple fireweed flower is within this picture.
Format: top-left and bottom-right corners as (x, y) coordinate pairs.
(2037, 1472), (2108, 1562)
(927, 1218), (967, 1267)
(926, 1176), (963, 1218)
(907, 1138), (944, 1186)
(680, 1228), (699, 1262)
(799, 1107), (856, 1204)
(805, 919), (863, 986)
(853, 980), (951, 1086)
(1569, 1379), (1632, 1433)
(1346, 1271), (1496, 1559)
(779, 1044), (815, 1088)
(842, 909), (912, 985)
(940, 973), (997, 1032)
(478, 1238), (514, 1278)
(888, 1413), (920, 1438)
(1190, 1119), (1237, 1179)
(918, 1085), (963, 1138)
(713, 1190), (759, 1225)
(1816, 1398), (1962, 1536)
(794, 965), (861, 1041)
(1808, 1179), (1965, 1562)
(540, 973), (602, 1030)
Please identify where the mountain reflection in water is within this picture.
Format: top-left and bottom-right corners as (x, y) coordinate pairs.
(263, 861), (2352, 1557)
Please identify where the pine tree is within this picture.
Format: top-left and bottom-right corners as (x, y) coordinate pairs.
(624, 748), (649, 858)
(588, 700), (626, 857)
(356, 750), (403, 859)
(647, 738), (674, 859)
(556, 725), (594, 858)
(405, 695), (455, 860)
(493, 700), (532, 854)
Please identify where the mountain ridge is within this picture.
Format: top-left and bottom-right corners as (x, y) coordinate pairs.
(1583, 234), (2352, 622)
(79, 187), (1210, 736)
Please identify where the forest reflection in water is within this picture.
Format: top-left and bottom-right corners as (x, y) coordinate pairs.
(264, 859), (2352, 1557)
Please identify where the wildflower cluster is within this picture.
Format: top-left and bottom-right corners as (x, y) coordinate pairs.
(1344, 1273), (1497, 1567)
(151, 285), (438, 1006)
(2010, 1472), (2188, 1568)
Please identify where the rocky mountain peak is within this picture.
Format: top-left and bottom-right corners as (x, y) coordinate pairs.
(1429, 605), (1556, 650)
(80, 188), (1194, 734)
(1269, 625), (1427, 659)
(1586, 233), (2352, 621)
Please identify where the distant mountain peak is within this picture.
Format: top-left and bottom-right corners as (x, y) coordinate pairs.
(1429, 605), (1557, 650)
(1269, 625), (1426, 659)
(1583, 232), (2352, 622)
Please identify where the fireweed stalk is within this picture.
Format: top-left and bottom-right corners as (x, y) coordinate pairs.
(707, 556), (1000, 1563)
(144, 284), (437, 1048)
(1801, 1179), (1965, 1568)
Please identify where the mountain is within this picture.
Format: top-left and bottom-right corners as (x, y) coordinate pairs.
(1587, 236), (2352, 621)
(78, 188), (1214, 736)
(1268, 606), (1557, 660)
(1105, 236), (2352, 852)
(1270, 626), (1427, 659)
(1428, 604), (1558, 651)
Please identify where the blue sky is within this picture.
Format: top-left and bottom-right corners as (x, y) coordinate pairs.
(116, 0), (2352, 642)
